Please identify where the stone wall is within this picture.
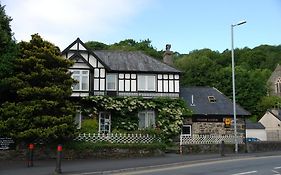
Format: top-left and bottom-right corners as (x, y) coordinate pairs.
(184, 118), (245, 137)
(0, 147), (164, 160)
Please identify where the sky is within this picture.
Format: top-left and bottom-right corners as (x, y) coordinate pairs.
(2, 0), (281, 54)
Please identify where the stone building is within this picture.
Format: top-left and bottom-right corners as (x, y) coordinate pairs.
(267, 64), (281, 97)
(180, 87), (250, 137)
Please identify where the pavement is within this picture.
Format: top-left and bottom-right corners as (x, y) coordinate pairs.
(1, 151), (281, 175)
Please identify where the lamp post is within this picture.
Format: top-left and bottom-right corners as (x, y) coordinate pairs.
(231, 20), (246, 154)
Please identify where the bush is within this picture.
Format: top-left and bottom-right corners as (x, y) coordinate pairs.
(80, 119), (98, 133)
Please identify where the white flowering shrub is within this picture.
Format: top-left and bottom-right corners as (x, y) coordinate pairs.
(81, 96), (191, 142)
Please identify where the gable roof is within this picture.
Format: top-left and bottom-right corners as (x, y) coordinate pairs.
(180, 87), (251, 116)
(267, 64), (281, 84)
(61, 38), (181, 73)
(245, 120), (265, 129)
(93, 50), (180, 73)
(267, 109), (281, 121)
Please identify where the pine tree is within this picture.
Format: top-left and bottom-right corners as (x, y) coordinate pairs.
(0, 34), (77, 143)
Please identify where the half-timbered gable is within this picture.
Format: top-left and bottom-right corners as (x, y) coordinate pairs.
(62, 38), (181, 98)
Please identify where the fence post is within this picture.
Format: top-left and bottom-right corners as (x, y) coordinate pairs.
(55, 144), (63, 174)
(220, 141), (225, 157)
(27, 143), (34, 167)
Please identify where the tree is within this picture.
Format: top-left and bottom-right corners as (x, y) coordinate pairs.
(85, 39), (163, 60)
(0, 3), (18, 103)
(0, 34), (77, 143)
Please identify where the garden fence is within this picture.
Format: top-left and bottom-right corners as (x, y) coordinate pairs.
(75, 133), (161, 144)
(180, 134), (243, 145)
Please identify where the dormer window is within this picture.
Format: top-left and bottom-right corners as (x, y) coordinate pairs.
(275, 77), (281, 93)
(208, 96), (216, 103)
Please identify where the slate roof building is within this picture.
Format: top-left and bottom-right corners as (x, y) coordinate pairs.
(245, 120), (266, 141)
(180, 87), (250, 137)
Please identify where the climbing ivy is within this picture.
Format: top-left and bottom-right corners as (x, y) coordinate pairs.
(80, 96), (191, 141)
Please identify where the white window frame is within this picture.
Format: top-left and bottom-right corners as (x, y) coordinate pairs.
(181, 125), (191, 136)
(137, 75), (156, 91)
(138, 111), (155, 129)
(106, 74), (117, 91)
(71, 70), (89, 91)
(99, 112), (111, 134)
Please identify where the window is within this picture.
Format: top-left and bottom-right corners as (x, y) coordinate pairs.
(208, 96), (216, 103)
(276, 78), (281, 93)
(137, 75), (156, 91)
(99, 112), (111, 134)
(71, 70), (89, 91)
(138, 111), (155, 129)
(182, 125), (191, 136)
(106, 74), (117, 90)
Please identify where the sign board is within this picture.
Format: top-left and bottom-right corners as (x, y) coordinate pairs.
(192, 116), (223, 122)
(0, 138), (14, 150)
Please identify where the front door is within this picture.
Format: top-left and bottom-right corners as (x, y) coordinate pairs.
(99, 112), (111, 134)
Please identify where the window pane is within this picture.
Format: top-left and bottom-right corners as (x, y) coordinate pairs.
(100, 69), (105, 77)
(73, 71), (80, 74)
(106, 74), (116, 90)
(94, 69), (99, 77)
(125, 80), (130, 91)
(147, 76), (155, 91)
(82, 71), (88, 74)
(100, 79), (105, 90)
(158, 80), (162, 92)
(169, 80), (174, 92)
(73, 75), (80, 90)
(175, 80), (179, 92)
(147, 112), (155, 128)
(119, 80), (124, 91)
(94, 79), (99, 90)
(138, 112), (146, 129)
(131, 80), (136, 91)
(82, 76), (89, 90)
(164, 80), (168, 92)
(138, 76), (146, 90)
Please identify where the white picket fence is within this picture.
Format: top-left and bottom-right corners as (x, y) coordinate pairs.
(180, 134), (243, 145)
(75, 133), (161, 144)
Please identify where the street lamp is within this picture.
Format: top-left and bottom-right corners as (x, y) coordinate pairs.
(231, 20), (246, 154)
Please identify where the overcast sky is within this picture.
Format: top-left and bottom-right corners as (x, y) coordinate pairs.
(2, 0), (281, 53)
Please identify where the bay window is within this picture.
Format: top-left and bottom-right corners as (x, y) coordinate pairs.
(71, 70), (89, 91)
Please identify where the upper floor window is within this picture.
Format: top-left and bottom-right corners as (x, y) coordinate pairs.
(276, 77), (281, 93)
(138, 75), (156, 91)
(71, 70), (89, 91)
(106, 74), (117, 90)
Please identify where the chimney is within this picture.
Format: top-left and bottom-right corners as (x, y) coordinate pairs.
(163, 44), (173, 65)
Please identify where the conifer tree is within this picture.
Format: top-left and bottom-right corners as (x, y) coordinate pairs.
(0, 34), (77, 143)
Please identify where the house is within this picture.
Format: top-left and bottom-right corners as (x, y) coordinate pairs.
(180, 87), (250, 138)
(61, 38), (181, 133)
(267, 64), (281, 96)
(245, 120), (266, 141)
(259, 109), (281, 141)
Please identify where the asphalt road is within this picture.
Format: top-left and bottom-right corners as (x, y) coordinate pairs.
(112, 155), (281, 175)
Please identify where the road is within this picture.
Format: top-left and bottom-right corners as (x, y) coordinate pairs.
(112, 155), (281, 175)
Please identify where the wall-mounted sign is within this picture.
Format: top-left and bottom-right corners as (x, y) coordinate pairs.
(192, 116), (223, 122)
(224, 118), (232, 128)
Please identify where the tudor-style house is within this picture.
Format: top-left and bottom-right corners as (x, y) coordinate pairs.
(61, 38), (181, 133)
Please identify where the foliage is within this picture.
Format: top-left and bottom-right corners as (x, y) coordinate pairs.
(85, 39), (163, 60)
(175, 46), (279, 118)
(256, 96), (281, 119)
(0, 34), (77, 143)
(81, 96), (191, 141)
(0, 3), (18, 103)
(80, 119), (98, 133)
